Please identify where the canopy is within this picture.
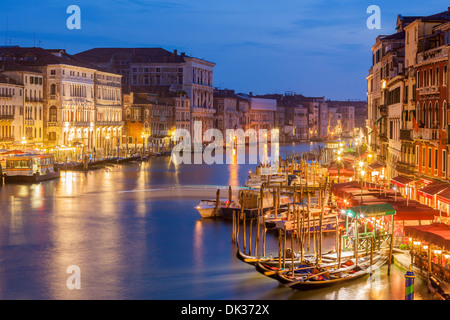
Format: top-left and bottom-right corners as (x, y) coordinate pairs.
(0, 149), (8, 153)
(347, 203), (396, 218)
(391, 175), (415, 187)
(0, 150), (26, 155)
(404, 223), (450, 250)
(368, 162), (385, 171)
(437, 188), (450, 205)
(331, 181), (441, 221)
(355, 152), (369, 161)
(418, 182), (449, 199)
(327, 160), (355, 177)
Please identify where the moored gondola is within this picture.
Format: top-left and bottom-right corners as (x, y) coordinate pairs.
(276, 253), (388, 291)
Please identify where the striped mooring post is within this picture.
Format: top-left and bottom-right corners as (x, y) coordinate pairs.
(404, 265), (415, 300)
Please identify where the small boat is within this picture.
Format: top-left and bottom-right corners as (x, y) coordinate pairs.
(428, 275), (450, 300)
(276, 253), (388, 291)
(221, 190), (290, 220)
(195, 199), (228, 218)
(236, 246), (309, 267)
(236, 246), (334, 268)
(4, 153), (60, 183)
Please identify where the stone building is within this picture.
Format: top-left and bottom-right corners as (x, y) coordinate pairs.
(74, 48), (215, 140)
(0, 47), (124, 159)
(0, 62), (44, 148)
(0, 73), (23, 149)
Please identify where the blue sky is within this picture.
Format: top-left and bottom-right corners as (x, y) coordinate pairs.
(0, 0), (448, 100)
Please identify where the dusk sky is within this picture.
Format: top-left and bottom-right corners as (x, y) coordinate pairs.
(1, 0), (447, 100)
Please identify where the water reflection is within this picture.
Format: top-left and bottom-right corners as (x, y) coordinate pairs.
(0, 142), (439, 299)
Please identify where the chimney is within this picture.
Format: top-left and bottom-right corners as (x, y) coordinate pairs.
(174, 49), (178, 55)
(181, 52), (185, 57)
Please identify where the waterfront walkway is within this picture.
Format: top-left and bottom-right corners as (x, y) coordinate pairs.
(393, 249), (429, 280)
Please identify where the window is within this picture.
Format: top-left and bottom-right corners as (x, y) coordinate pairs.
(422, 147), (425, 167)
(50, 70), (56, 75)
(443, 149), (447, 176)
(429, 148), (432, 169)
(436, 67), (440, 86)
(50, 84), (56, 95)
(49, 132), (56, 141)
(49, 106), (57, 122)
(435, 149), (438, 171)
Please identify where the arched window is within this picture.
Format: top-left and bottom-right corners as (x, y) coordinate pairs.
(444, 101), (448, 128)
(49, 106), (57, 122)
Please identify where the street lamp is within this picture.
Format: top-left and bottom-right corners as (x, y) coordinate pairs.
(105, 134), (110, 158)
(337, 156), (342, 183)
(360, 169), (365, 203)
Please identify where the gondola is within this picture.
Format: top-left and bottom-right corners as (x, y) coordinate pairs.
(255, 260), (315, 280)
(236, 246), (335, 268)
(276, 253), (388, 291)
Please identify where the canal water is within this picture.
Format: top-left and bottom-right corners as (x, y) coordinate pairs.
(0, 142), (437, 300)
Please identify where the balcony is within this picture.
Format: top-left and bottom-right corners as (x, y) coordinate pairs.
(400, 129), (412, 141)
(412, 128), (440, 141)
(0, 114), (14, 121)
(96, 121), (124, 126)
(0, 94), (13, 99)
(379, 133), (388, 142)
(25, 119), (35, 126)
(418, 86), (440, 96)
(395, 161), (415, 175)
(417, 45), (448, 64)
(65, 121), (91, 127)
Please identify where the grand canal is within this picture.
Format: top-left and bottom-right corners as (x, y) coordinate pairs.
(0, 143), (437, 299)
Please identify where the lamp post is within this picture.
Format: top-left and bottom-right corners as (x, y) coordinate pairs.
(337, 156), (341, 183)
(141, 133), (145, 155)
(360, 169), (365, 204)
(105, 134), (110, 158)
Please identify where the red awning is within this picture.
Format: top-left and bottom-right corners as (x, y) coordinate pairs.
(1, 150), (26, 155)
(331, 181), (442, 221)
(404, 223), (450, 250)
(355, 152), (369, 161)
(437, 188), (450, 205)
(418, 182), (449, 199)
(368, 161), (384, 171)
(391, 175), (415, 188)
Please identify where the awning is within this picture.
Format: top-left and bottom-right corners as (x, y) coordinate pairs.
(418, 182), (449, 199)
(391, 175), (415, 187)
(404, 223), (450, 250)
(375, 116), (384, 123)
(437, 188), (450, 205)
(368, 162), (385, 171)
(347, 203), (396, 218)
(355, 152), (369, 161)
